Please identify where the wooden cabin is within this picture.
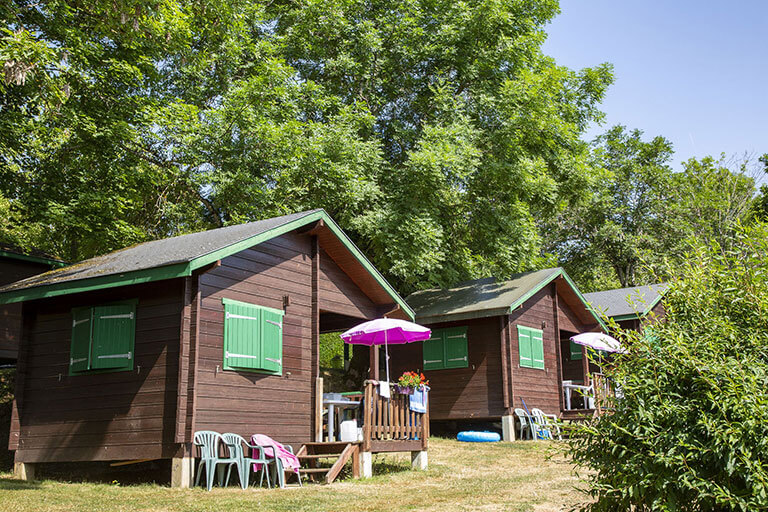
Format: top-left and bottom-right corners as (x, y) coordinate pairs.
(0, 247), (66, 363)
(387, 268), (607, 441)
(584, 284), (667, 332)
(0, 210), (423, 485)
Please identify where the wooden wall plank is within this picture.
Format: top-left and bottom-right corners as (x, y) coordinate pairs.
(12, 281), (183, 463)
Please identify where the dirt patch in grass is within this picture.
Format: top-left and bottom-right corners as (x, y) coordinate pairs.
(0, 437), (590, 512)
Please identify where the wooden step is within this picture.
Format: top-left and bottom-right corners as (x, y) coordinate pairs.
(299, 468), (331, 474)
(298, 453), (343, 460)
(296, 442), (361, 484)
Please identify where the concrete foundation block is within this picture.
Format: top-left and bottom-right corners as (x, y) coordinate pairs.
(501, 414), (516, 442)
(411, 450), (428, 470)
(171, 456), (194, 488)
(360, 450), (373, 478)
(13, 462), (36, 481)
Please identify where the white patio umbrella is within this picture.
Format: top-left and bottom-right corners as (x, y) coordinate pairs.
(570, 332), (627, 354)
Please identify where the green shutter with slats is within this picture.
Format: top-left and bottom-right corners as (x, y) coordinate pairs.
(530, 328), (545, 369)
(223, 299), (263, 370)
(517, 325), (533, 368)
(222, 298), (284, 374)
(90, 302), (136, 371)
(518, 325), (544, 370)
(443, 327), (469, 369)
(69, 307), (93, 374)
(569, 340), (583, 360)
(422, 334), (445, 370)
(261, 308), (284, 374)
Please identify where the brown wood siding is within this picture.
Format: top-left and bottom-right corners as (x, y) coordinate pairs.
(194, 234), (314, 447)
(193, 232), (382, 448)
(318, 248), (378, 319)
(389, 316), (505, 421)
(509, 284), (561, 414)
(0, 302), (22, 360)
(12, 281), (183, 463)
(0, 258), (55, 360)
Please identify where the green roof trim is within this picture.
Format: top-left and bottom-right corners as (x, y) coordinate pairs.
(506, 268), (608, 332)
(0, 210), (414, 320)
(0, 250), (67, 268)
(0, 263), (190, 304)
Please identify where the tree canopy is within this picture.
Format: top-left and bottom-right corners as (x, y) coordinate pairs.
(548, 126), (759, 291)
(0, 0), (612, 293)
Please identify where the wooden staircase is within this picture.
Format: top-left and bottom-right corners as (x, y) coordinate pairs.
(296, 442), (360, 484)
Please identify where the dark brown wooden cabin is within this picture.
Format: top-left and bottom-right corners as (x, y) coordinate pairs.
(387, 268), (607, 441)
(0, 210), (415, 485)
(0, 248), (66, 363)
(584, 284), (667, 333)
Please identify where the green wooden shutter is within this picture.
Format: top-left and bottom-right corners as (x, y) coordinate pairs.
(261, 308), (284, 374)
(223, 299), (262, 370)
(569, 340), (583, 360)
(443, 327), (469, 368)
(69, 307), (93, 374)
(422, 333), (445, 370)
(530, 328), (545, 369)
(90, 302), (136, 371)
(517, 326), (532, 368)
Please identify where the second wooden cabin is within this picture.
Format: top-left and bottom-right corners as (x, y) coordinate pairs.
(388, 268), (607, 440)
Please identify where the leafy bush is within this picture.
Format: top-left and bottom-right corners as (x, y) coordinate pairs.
(569, 223), (768, 511)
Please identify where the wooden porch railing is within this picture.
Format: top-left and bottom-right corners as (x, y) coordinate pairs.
(361, 380), (429, 452)
(592, 373), (615, 415)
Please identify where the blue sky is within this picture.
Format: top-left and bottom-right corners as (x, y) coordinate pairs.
(542, 1), (767, 173)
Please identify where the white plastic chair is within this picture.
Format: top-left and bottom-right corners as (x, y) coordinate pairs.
(513, 408), (533, 440)
(530, 408), (561, 440)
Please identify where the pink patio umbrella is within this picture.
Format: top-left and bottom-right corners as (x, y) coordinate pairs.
(340, 318), (431, 383)
(570, 332), (627, 354)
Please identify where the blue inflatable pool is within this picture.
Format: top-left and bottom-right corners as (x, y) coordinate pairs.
(457, 430), (501, 443)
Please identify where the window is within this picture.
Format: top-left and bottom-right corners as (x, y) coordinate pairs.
(517, 325), (544, 369)
(569, 340), (583, 360)
(222, 298), (284, 374)
(422, 326), (468, 370)
(69, 300), (137, 375)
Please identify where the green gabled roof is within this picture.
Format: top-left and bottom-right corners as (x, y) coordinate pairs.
(407, 267), (607, 330)
(0, 247), (67, 268)
(0, 210), (414, 320)
(583, 283), (668, 321)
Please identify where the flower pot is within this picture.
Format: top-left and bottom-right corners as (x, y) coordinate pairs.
(396, 385), (415, 395)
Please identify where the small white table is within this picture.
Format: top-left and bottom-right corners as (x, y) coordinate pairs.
(563, 382), (594, 410)
(324, 399), (361, 442)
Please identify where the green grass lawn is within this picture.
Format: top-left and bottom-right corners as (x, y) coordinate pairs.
(0, 438), (589, 512)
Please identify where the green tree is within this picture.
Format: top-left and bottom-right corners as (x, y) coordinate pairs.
(1, 0), (612, 294)
(569, 222), (768, 511)
(549, 125), (674, 290)
(667, 155), (757, 255)
(750, 154), (768, 221)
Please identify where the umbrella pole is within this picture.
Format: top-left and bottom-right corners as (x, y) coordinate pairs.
(385, 329), (390, 383)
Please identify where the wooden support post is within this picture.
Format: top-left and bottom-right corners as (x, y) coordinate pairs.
(171, 450), (194, 488)
(352, 445), (361, 478)
(552, 283), (565, 414)
(411, 451), (428, 470)
(311, 235), (321, 441)
(369, 345), (379, 381)
(314, 377), (324, 442)
(13, 461), (35, 481)
(499, 316), (510, 410)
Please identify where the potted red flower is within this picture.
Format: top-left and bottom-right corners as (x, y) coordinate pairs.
(396, 371), (429, 394)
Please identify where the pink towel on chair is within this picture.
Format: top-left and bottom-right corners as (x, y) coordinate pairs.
(251, 434), (300, 472)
